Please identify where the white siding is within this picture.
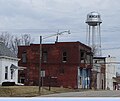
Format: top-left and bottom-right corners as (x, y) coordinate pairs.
(105, 57), (117, 90)
(0, 57), (18, 85)
(97, 73), (100, 89)
(0, 59), (2, 84)
(93, 58), (105, 90)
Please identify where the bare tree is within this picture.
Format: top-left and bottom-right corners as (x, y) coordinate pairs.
(21, 34), (34, 45)
(0, 32), (11, 47)
(0, 32), (34, 55)
(9, 36), (21, 55)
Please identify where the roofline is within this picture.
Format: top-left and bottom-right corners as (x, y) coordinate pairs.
(28, 41), (91, 49)
(18, 41), (92, 50)
(0, 56), (20, 61)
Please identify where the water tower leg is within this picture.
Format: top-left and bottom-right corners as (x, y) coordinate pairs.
(98, 24), (102, 56)
(92, 26), (95, 55)
(86, 24), (88, 44)
(88, 26), (91, 46)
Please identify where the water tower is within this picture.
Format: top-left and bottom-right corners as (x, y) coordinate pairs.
(86, 11), (102, 56)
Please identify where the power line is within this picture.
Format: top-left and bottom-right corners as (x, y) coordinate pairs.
(102, 47), (120, 50)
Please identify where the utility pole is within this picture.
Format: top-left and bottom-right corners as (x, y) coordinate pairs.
(38, 30), (70, 94)
(39, 36), (42, 94)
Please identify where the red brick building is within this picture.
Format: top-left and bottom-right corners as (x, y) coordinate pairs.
(18, 42), (93, 89)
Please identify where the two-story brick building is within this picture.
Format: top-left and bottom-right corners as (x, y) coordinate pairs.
(18, 42), (93, 89)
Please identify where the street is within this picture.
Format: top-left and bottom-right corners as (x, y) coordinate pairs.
(42, 90), (120, 97)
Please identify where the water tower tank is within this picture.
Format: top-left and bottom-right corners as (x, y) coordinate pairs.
(86, 11), (102, 26)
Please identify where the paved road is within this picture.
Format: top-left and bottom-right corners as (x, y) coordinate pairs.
(42, 90), (120, 97)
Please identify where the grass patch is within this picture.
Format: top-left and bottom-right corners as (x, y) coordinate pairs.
(0, 86), (76, 97)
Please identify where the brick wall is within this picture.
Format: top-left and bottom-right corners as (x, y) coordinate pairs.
(18, 42), (92, 88)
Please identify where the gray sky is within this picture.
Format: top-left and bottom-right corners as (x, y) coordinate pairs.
(0, 0), (120, 62)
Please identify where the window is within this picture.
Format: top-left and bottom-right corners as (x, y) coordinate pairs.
(43, 51), (48, 63)
(59, 68), (64, 74)
(86, 54), (91, 64)
(5, 66), (8, 79)
(79, 69), (82, 85)
(95, 15), (97, 18)
(62, 52), (67, 62)
(89, 15), (92, 18)
(11, 69), (14, 79)
(22, 52), (27, 63)
(80, 50), (85, 60)
(80, 77), (82, 85)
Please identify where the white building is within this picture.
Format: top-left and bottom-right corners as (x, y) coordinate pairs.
(93, 57), (106, 90)
(105, 56), (117, 90)
(92, 56), (117, 90)
(0, 42), (19, 86)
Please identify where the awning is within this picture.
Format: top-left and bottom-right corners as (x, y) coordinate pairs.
(113, 77), (120, 83)
(10, 64), (18, 69)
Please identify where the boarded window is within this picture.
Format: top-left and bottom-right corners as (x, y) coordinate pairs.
(59, 68), (64, 74)
(22, 52), (27, 63)
(86, 54), (91, 64)
(43, 51), (48, 63)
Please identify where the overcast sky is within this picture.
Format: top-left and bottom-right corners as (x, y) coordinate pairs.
(0, 0), (120, 62)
